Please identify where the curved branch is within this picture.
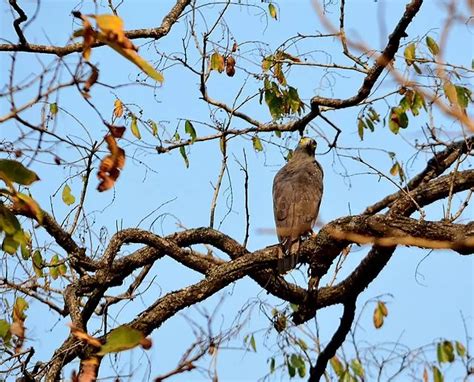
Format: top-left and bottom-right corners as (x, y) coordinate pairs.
(0, 0), (191, 56)
(309, 298), (357, 381)
(311, 0), (423, 109)
(365, 136), (474, 214)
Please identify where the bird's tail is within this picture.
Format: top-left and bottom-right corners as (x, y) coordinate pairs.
(277, 239), (300, 273)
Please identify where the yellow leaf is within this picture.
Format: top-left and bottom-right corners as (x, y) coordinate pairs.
(130, 115), (141, 139)
(389, 162), (399, 176)
(62, 184), (76, 206)
(443, 81), (458, 106)
(268, 3), (278, 20)
(210, 52), (225, 73)
(95, 33), (164, 83)
(93, 14), (124, 37)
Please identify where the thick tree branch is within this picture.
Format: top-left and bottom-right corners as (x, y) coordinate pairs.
(311, 0), (423, 109)
(11, 207), (93, 273)
(295, 169), (474, 323)
(0, 0), (191, 56)
(365, 136), (474, 214)
(309, 298), (357, 381)
(8, 0), (28, 45)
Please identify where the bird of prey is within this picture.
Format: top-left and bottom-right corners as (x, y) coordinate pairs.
(272, 137), (324, 272)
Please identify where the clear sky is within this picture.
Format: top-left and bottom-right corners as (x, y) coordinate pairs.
(0, 0), (473, 381)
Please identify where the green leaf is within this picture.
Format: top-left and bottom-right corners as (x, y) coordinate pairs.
(2, 235), (19, 254)
(426, 36), (440, 55)
(455, 341), (466, 357)
(350, 359), (364, 377)
(20, 240), (30, 260)
(290, 354), (304, 369)
(50, 265), (59, 279)
(404, 43), (416, 65)
(0, 160), (40, 186)
(0, 205), (21, 235)
(13, 297), (28, 321)
(250, 334), (257, 352)
(32, 250), (44, 277)
(357, 118), (365, 140)
(148, 119), (158, 136)
(130, 115), (141, 140)
(411, 91), (426, 115)
(49, 102), (59, 116)
(0, 319), (10, 340)
(179, 146), (189, 168)
(268, 3), (278, 20)
(62, 184), (76, 206)
(58, 263), (67, 276)
(50, 254), (60, 280)
(455, 86), (471, 109)
(340, 370), (353, 382)
(437, 341), (455, 363)
(413, 63), (422, 74)
(365, 117), (375, 132)
(398, 111), (409, 128)
(368, 107), (380, 122)
(269, 357), (276, 374)
(210, 52), (225, 73)
(252, 136), (263, 152)
(265, 89), (283, 119)
(287, 87), (304, 115)
(432, 365), (444, 382)
(287, 362), (296, 378)
(297, 363), (306, 378)
(185, 120), (197, 143)
(389, 107), (409, 134)
(330, 356), (344, 377)
(97, 325), (145, 355)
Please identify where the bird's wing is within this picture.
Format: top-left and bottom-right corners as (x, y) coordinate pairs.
(273, 164), (323, 244)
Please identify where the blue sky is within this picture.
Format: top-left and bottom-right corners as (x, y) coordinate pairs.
(1, 0), (473, 381)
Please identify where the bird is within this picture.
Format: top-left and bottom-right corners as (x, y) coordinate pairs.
(272, 137), (324, 273)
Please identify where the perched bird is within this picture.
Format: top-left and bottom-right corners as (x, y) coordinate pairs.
(272, 137), (324, 272)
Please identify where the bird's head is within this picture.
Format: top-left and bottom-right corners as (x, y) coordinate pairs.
(295, 137), (317, 157)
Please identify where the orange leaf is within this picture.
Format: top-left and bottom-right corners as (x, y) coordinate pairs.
(83, 65), (99, 93)
(113, 99), (124, 118)
(97, 134), (126, 191)
(95, 32), (163, 82)
(69, 324), (102, 348)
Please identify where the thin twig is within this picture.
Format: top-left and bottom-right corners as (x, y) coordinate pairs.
(209, 137), (227, 228)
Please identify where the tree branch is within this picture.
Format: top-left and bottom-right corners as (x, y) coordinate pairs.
(0, 0), (191, 56)
(309, 298), (357, 381)
(311, 0), (423, 109)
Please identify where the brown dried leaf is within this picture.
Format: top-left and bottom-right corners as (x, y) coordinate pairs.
(83, 65), (99, 93)
(97, 134), (126, 191)
(226, 55), (236, 77)
(82, 19), (96, 61)
(107, 124), (126, 138)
